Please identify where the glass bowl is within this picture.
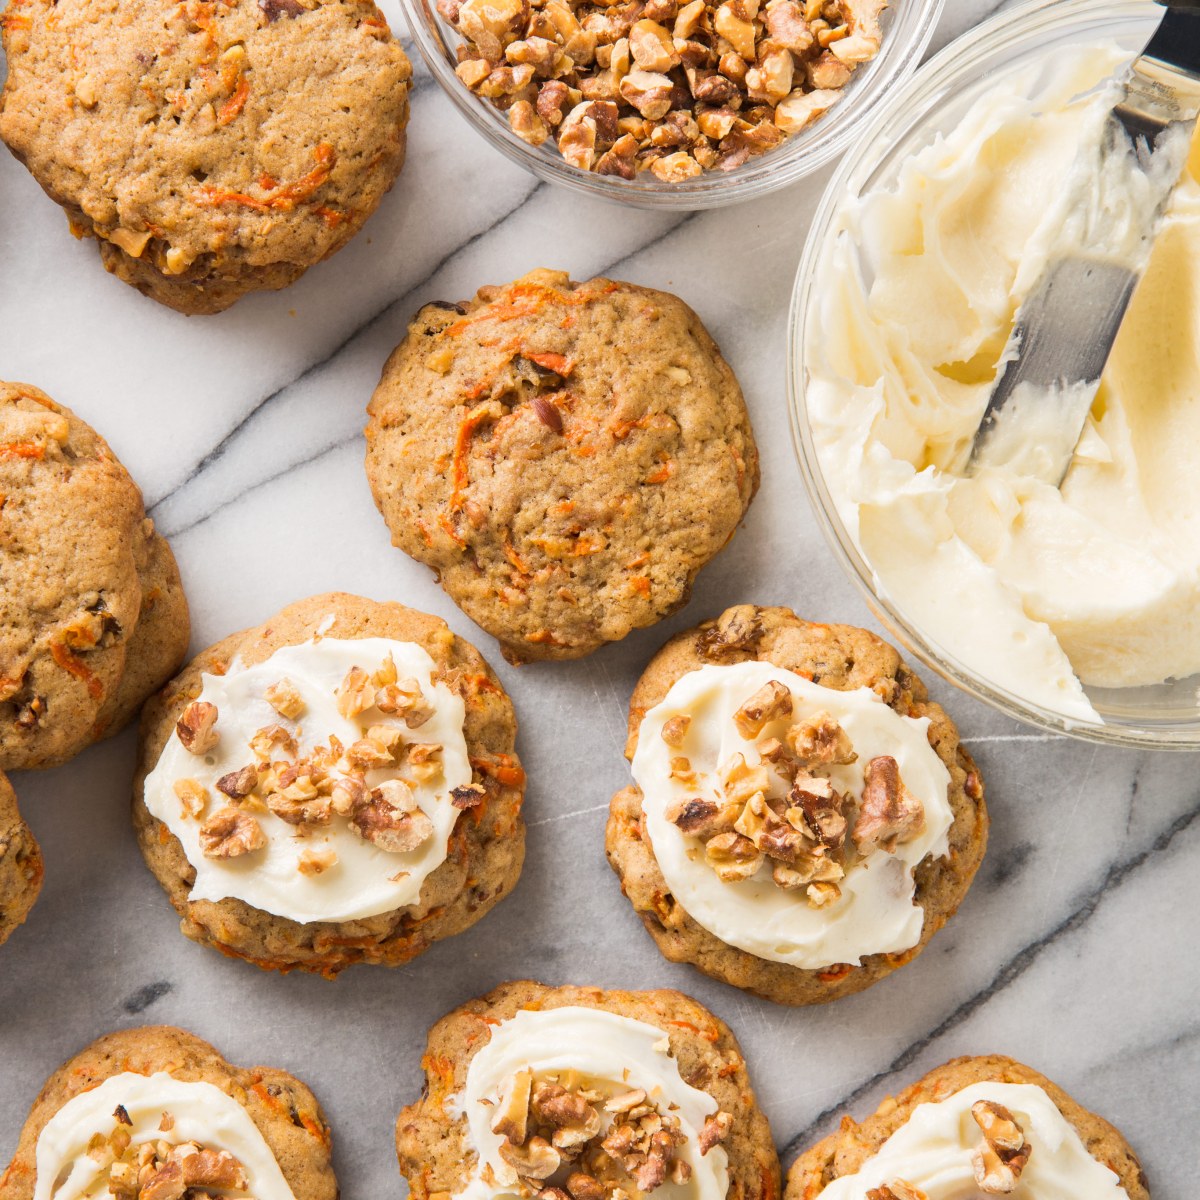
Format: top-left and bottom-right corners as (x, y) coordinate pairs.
(399, 0), (945, 209)
(789, 0), (1200, 749)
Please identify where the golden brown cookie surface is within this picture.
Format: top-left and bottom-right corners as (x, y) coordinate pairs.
(0, 382), (190, 771)
(0, 0), (411, 314)
(396, 980), (780, 1200)
(785, 1054), (1148, 1200)
(0, 1026), (337, 1200)
(365, 269), (759, 664)
(605, 604), (988, 1005)
(0, 772), (42, 947)
(134, 592), (526, 976)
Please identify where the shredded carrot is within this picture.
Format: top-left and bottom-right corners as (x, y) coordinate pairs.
(524, 351), (572, 374)
(315, 205), (346, 227)
(0, 12), (31, 29)
(525, 629), (562, 646)
(629, 575), (651, 597)
(818, 964), (854, 983)
(646, 453), (675, 484)
(502, 532), (531, 575)
(449, 403), (495, 512)
(436, 512), (464, 547)
(217, 71), (249, 125)
(194, 142), (335, 211)
(0, 441), (46, 460)
(50, 641), (103, 699)
(470, 754), (526, 788)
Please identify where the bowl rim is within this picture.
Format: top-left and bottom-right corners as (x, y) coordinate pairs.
(787, 0), (1200, 750)
(399, 0), (947, 209)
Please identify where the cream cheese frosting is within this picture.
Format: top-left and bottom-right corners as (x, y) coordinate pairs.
(33, 1072), (295, 1200)
(816, 1081), (1129, 1200)
(805, 44), (1200, 721)
(449, 1007), (729, 1200)
(630, 661), (953, 968)
(143, 636), (472, 924)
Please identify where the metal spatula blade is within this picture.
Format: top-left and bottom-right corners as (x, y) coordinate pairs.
(966, 2), (1200, 485)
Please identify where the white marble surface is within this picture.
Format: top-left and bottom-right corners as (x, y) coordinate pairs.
(1, 0), (1195, 1196)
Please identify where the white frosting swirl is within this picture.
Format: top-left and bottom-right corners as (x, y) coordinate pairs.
(817, 1081), (1129, 1199)
(631, 662), (953, 969)
(34, 1072), (296, 1200)
(144, 636), (472, 924)
(805, 42), (1200, 720)
(450, 1007), (729, 1200)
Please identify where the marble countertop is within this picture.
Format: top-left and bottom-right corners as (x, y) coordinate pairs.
(1, 0), (1194, 1195)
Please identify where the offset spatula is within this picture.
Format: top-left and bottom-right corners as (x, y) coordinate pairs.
(966, 0), (1200, 484)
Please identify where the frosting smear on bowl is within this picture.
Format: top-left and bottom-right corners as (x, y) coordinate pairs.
(805, 46), (1200, 722)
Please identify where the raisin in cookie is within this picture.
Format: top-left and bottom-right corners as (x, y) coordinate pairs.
(786, 1055), (1148, 1200)
(0, 1025), (337, 1200)
(0, 382), (190, 771)
(0, 772), (42, 947)
(134, 592), (525, 976)
(365, 269), (759, 664)
(0, 0), (411, 315)
(606, 605), (987, 1005)
(396, 980), (780, 1200)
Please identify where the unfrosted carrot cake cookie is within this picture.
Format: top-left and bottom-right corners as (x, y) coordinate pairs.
(0, 0), (411, 314)
(0, 382), (189, 771)
(0, 771), (42, 947)
(134, 593), (525, 975)
(365, 269), (759, 663)
(396, 980), (780, 1200)
(606, 605), (987, 1004)
(0, 1026), (336, 1200)
(785, 1054), (1148, 1200)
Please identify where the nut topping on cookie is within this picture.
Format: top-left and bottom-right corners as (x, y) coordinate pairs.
(265, 677), (306, 718)
(199, 807), (267, 858)
(87, 1128), (252, 1200)
(660, 716), (691, 748)
(347, 780), (435, 853)
(853, 757), (925, 854)
(176, 702), (219, 755)
(733, 680), (793, 740)
(661, 684), (931, 910)
(970, 1101), (1031, 1194)
(488, 1066), (724, 1199)
(172, 778), (208, 819)
(336, 666), (376, 719)
(866, 1182), (928, 1200)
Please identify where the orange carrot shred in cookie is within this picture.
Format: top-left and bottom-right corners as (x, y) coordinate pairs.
(49, 640), (104, 699)
(0, 441), (46, 460)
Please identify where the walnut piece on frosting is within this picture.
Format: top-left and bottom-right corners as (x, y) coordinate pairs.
(85, 1124), (251, 1200)
(199, 807), (267, 859)
(489, 1068), (729, 1199)
(971, 1100), (1031, 1194)
(664, 686), (926, 908)
(176, 701), (219, 755)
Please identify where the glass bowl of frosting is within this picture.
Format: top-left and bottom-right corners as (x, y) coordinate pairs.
(400, 0), (945, 208)
(790, 0), (1200, 747)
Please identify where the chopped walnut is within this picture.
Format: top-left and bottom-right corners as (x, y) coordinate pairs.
(697, 1110), (732, 1154)
(786, 710), (857, 766)
(660, 714), (691, 747)
(704, 831), (762, 882)
(451, 782), (488, 809)
(971, 1101), (1032, 1194)
(298, 847), (338, 876)
(491, 1069), (701, 1197)
(265, 677), (305, 719)
(86, 1131), (251, 1200)
(347, 781), (435, 853)
(215, 765), (259, 800)
(176, 702), (219, 754)
(199, 807), (266, 858)
(852, 756), (925, 854)
(719, 752), (772, 806)
(866, 1182), (928, 1200)
(697, 605), (762, 659)
(666, 796), (734, 838)
(733, 680), (793, 739)
(335, 666), (375, 719)
(406, 742), (445, 784)
(440, 0), (880, 176)
(172, 778), (208, 819)
(249, 723), (297, 760)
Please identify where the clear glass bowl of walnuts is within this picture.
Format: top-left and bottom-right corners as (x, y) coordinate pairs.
(400, 0), (945, 207)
